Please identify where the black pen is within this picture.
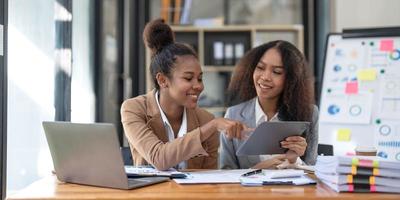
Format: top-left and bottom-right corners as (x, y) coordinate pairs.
(263, 181), (293, 185)
(241, 169), (262, 177)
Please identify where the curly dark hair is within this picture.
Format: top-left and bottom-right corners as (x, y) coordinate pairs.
(227, 40), (315, 122)
(143, 18), (198, 90)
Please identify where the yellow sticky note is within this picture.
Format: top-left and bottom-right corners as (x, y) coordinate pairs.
(337, 128), (351, 142)
(357, 69), (377, 81)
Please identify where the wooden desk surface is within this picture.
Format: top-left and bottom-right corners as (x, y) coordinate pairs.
(6, 175), (400, 200)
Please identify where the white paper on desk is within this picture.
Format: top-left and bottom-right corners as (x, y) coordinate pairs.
(240, 171), (316, 186)
(295, 165), (315, 172)
(173, 169), (253, 184)
(264, 169), (305, 179)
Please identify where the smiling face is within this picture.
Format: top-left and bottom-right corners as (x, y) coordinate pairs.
(163, 55), (204, 109)
(253, 48), (286, 102)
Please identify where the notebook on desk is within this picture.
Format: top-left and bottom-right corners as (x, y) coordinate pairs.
(42, 121), (169, 190)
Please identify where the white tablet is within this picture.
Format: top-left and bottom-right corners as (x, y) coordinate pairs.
(236, 121), (310, 156)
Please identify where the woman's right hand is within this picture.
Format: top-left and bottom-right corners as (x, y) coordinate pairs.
(251, 155), (287, 169)
(200, 118), (253, 142)
(211, 118), (253, 140)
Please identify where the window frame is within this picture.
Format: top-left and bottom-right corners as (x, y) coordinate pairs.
(0, 0), (8, 199)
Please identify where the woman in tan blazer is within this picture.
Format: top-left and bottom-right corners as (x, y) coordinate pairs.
(121, 19), (250, 171)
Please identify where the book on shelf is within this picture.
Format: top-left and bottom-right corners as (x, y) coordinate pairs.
(173, 0), (182, 24)
(180, 0), (192, 24)
(212, 41), (224, 66)
(224, 43), (234, 66)
(234, 43), (244, 64)
(161, 0), (185, 25)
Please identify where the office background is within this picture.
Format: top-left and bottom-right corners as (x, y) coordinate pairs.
(0, 0), (400, 199)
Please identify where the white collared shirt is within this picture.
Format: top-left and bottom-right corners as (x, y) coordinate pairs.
(155, 91), (187, 169)
(255, 97), (279, 126)
(254, 98), (302, 164)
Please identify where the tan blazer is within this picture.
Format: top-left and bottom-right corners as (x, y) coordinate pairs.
(121, 89), (219, 170)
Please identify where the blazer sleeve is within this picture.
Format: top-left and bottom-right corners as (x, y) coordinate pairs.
(219, 108), (240, 169)
(303, 105), (319, 165)
(199, 112), (219, 169)
(121, 99), (208, 171)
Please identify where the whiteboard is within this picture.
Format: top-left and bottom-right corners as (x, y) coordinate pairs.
(319, 34), (400, 161)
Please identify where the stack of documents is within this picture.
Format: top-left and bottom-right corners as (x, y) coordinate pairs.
(315, 156), (400, 193)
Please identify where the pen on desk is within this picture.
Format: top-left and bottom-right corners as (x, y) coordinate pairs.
(263, 181), (293, 185)
(241, 169), (262, 177)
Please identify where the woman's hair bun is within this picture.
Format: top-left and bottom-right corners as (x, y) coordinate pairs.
(143, 18), (175, 55)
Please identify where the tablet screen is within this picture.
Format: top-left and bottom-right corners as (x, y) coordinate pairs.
(236, 121), (310, 155)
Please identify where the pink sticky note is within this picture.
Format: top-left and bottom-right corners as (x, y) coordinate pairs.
(380, 39), (394, 52)
(345, 82), (358, 94)
(346, 152), (356, 156)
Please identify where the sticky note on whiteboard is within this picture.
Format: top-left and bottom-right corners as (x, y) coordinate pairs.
(380, 39), (394, 52)
(345, 81), (358, 94)
(357, 69), (377, 81)
(337, 128), (351, 142)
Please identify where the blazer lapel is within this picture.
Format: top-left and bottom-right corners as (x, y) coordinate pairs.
(186, 108), (200, 132)
(239, 98), (257, 128)
(238, 98), (261, 166)
(145, 90), (169, 143)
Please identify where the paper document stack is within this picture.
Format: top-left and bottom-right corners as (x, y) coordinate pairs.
(315, 156), (400, 193)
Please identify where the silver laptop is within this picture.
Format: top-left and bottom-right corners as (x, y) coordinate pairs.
(42, 121), (168, 189)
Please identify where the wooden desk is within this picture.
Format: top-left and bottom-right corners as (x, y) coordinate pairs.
(6, 175), (400, 200)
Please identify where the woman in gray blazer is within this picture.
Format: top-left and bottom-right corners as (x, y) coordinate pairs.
(220, 40), (319, 169)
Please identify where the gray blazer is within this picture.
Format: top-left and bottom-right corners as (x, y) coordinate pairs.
(219, 98), (319, 169)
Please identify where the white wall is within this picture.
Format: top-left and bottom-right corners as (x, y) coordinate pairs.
(7, 0), (55, 192)
(332, 0), (400, 32)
